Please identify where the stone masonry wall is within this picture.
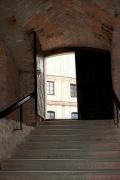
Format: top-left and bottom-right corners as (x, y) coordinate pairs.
(0, 1), (38, 125)
(112, 14), (120, 99)
(0, 118), (33, 161)
(0, 40), (7, 110)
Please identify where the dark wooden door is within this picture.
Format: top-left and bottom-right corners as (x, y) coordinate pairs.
(75, 49), (113, 120)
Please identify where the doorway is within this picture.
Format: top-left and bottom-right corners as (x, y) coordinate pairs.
(45, 53), (78, 120)
(34, 34), (113, 120)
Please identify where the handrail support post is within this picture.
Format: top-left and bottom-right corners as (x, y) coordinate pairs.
(20, 106), (23, 130)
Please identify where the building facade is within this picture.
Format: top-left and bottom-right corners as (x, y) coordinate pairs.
(46, 53), (78, 119)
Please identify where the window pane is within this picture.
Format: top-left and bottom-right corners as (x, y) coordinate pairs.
(47, 81), (54, 95)
(71, 112), (78, 119)
(70, 84), (77, 97)
(47, 111), (55, 119)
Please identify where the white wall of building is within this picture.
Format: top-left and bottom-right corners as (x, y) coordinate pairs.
(47, 77), (77, 103)
(46, 53), (76, 77)
(47, 105), (78, 119)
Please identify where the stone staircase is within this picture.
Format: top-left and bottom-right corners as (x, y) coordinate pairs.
(1, 119), (120, 179)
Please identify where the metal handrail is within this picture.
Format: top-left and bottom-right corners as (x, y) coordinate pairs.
(0, 92), (35, 129)
(112, 90), (120, 128)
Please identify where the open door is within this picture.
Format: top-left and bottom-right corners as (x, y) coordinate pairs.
(33, 32), (45, 120)
(75, 49), (113, 120)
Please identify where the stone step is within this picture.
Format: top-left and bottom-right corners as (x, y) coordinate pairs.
(29, 137), (117, 142)
(13, 149), (120, 159)
(38, 123), (114, 127)
(15, 143), (120, 152)
(29, 127), (119, 133)
(17, 140), (120, 150)
(30, 129), (118, 136)
(0, 170), (120, 180)
(28, 135), (119, 141)
(37, 124), (115, 129)
(36, 127), (115, 132)
(43, 119), (113, 125)
(2, 159), (120, 171)
(26, 134), (120, 142)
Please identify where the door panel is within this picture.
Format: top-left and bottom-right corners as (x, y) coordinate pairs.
(75, 49), (113, 120)
(35, 33), (45, 118)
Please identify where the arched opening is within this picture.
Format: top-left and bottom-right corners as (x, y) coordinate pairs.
(34, 33), (113, 120)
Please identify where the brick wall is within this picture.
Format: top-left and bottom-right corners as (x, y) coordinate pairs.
(19, 0), (114, 51)
(0, 40), (7, 110)
(0, 0), (38, 125)
(112, 15), (120, 99)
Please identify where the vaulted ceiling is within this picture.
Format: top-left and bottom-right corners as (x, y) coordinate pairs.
(0, 0), (119, 71)
(17, 0), (119, 50)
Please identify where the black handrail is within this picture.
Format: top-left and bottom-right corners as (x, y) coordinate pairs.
(0, 92), (35, 129)
(112, 90), (120, 128)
